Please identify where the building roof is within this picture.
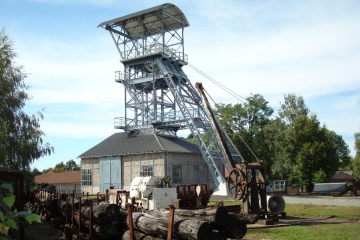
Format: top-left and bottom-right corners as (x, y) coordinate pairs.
(78, 132), (200, 158)
(97, 3), (189, 39)
(329, 171), (354, 180)
(35, 171), (80, 184)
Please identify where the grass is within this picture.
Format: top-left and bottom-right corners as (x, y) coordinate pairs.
(284, 203), (360, 221)
(208, 200), (242, 206)
(208, 200), (360, 239)
(246, 224), (360, 240)
(245, 203), (360, 240)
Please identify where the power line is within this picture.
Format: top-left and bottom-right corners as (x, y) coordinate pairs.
(188, 63), (260, 161)
(203, 88), (260, 162)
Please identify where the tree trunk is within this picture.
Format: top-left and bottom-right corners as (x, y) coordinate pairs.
(60, 201), (72, 218)
(98, 201), (120, 215)
(131, 212), (212, 240)
(80, 202), (128, 226)
(230, 212), (258, 223)
(68, 197), (92, 210)
(122, 230), (179, 240)
(148, 206), (229, 227)
(148, 208), (247, 239)
(83, 220), (121, 239)
(226, 213), (247, 239)
(80, 206), (111, 225)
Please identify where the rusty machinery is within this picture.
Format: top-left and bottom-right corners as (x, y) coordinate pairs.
(195, 82), (268, 216)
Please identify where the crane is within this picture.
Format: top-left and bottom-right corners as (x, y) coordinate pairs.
(195, 82), (268, 214)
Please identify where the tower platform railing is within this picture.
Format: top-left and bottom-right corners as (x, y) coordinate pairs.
(114, 108), (204, 130)
(120, 47), (188, 63)
(115, 71), (164, 83)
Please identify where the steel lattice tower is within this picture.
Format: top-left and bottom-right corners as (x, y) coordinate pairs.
(98, 3), (243, 195)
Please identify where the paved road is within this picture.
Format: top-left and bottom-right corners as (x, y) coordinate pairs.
(282, 195), (360, 207)
(210, 195), (360, 207)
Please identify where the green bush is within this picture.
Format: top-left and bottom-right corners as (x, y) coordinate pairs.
(0, 183), (40, 240)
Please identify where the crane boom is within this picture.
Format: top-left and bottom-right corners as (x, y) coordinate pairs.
(195, 82), (236, 170)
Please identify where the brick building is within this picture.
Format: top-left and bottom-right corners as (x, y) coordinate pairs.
(35, 171), (81, 192)
(78, 132), (218, 194)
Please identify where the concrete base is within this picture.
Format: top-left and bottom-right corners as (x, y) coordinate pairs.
(211, 182), (229, 197)
(209, 194), (234, 201)
(256, 219), (274, 225)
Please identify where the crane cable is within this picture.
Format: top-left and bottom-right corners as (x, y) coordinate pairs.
(188, 63), (247, 104)
(198, 70), (261, 162)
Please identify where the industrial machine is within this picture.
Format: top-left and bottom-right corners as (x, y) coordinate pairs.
(129, 176), (177, 210)
(267, 195), (286, 215)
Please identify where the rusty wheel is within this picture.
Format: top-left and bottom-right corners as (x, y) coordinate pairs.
(227, 168), (246, 200)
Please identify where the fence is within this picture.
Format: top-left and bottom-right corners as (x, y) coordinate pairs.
(267, 180), (286, 192)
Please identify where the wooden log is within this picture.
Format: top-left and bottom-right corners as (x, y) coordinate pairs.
(67, 196), (91, 210)
(84, 220), (121, 239)
(149, 206), (229, 227)
(81, 197), (92, 206)
(226, 213), (248, 239)
(60, 201), (72, 217)
(46, 198), (59, 214)
(93, 223), (121, 239)
(98, 201), (120, 215)
(97, 202), (122, 223)
(122, 230), (180, 240)
(210, 230), (227, 240)
(230, 212), (258, 223)
(81, 206), (111, 225)
(174, 218), (213, 240)
(147, 208), (246, 240)
(99, 202), (128, 227)
(131, 212), (212, 240)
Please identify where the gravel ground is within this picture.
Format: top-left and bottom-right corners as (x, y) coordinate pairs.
(282, 195), (360, 207)
(25, 219), (65, 240)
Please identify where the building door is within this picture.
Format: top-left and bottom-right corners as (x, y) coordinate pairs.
(100, 156), (121, 193)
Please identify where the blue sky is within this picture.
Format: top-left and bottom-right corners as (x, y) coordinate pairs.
(1, 0), (359, 171)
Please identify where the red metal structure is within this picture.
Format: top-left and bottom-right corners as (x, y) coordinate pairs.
(0, 171), (24, 211)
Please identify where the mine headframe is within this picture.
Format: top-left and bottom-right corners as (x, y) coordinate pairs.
(98, 3), (189, 137)
(98, 3), (243, 197)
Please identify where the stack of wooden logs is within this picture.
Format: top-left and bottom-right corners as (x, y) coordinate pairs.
(81, 201), (127, 239)
(58, 196), (247, 240)
(124, 207), (247, 240)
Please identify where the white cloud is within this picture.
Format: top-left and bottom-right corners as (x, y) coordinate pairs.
(41, 120), (120, 138)
(17, 33), (123, 106)
(185, 11), (360, 103)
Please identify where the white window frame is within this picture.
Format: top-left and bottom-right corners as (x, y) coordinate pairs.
(81, 168), (92, 186)
(172, 165), (182, 184)
(140, 165), (153, 176)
